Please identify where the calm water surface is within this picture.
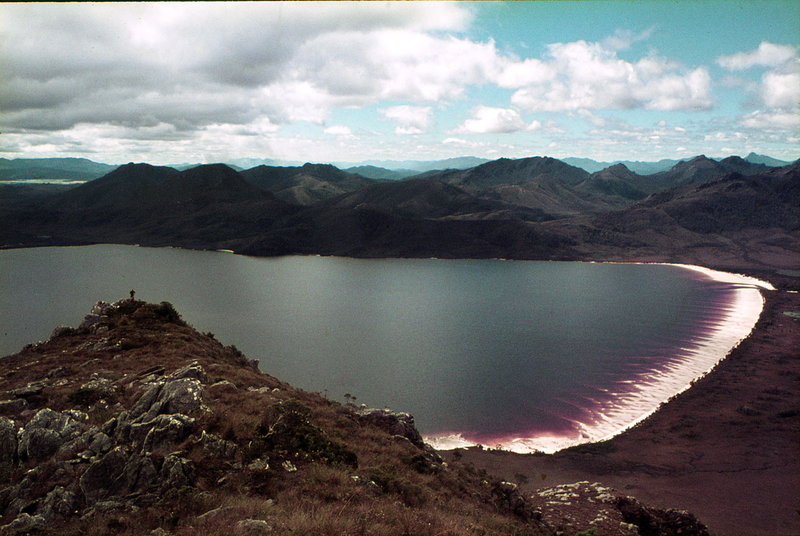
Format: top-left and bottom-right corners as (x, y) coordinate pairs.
(0, 245), (733, 443)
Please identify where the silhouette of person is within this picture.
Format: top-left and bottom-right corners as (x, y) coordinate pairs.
(130, 289), (136, 300)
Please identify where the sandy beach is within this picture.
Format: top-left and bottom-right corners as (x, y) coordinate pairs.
(448, 273), (800, 535)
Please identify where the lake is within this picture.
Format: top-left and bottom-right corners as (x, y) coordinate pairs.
(0, 245), (767, 452)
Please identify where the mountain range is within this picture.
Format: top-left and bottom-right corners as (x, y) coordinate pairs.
(1, 154), (798, 271)
(0, 158), (117, 182)
(0, 153), (791, 183)
(561, 152), (792, 174)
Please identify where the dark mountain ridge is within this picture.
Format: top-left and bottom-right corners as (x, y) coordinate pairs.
(5, 163), (296, 249)
(423, 157), (645, 217)
(55, 163), (279, 216)
(545, 162), (800, 269)
(240, 163), (377, 205)
(439, 156), (590, 189)
(318, 177), (552, 221)
(639, 164), (800, 233)
(577, 164), (648, 201)
(1, 155), (798, 271)
(644, 155), (768, 192)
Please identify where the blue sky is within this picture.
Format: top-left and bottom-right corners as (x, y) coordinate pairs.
(1, 1), (798, 165)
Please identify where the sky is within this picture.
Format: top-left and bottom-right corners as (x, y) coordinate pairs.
(1, 1), (798, 165)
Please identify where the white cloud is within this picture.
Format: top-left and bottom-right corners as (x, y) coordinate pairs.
(363, 31), (502, 101)
(2, 3), (795, 163)
(323, 125), (354, 137)
(601, 27), (655, 52)
(740, 110), (800, 130)
(380, 105), (432, 135)
(761, 69), (800, 109)
(443, 137), (468, 145)
(717, 42), (800, 132)
(0, 3), (482, 132)
(717, 42), (797, 70)
(455, 106), (538, 134)
(642, 67), (712, 111)
(577, 109), (607, 127)
(508, 40), (712, 112)
(497, 59), (556, 88)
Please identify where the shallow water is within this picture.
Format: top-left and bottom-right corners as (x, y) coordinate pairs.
(0, 245), (765, 451)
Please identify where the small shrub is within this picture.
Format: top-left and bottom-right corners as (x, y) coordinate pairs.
(105, 518), (127, 531)
(408, 453), (438, 475)
(51, 325), (78, 338)
(567, 440), (617, 455)
(364, 464), (429, 507)
(153, 301), (184, 324)
(254, 400), (358, 468)
(67, 387), (110, 407)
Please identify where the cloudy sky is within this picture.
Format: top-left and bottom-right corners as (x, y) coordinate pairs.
(1, 1), (798, 165)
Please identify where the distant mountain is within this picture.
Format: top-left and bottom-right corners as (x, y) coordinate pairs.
(577, 164), (648, 201)
(344, 165), (419, 181)
(422, 156), (640, 217)
(562, 157), (689, 175)
(564, 153), (794, 175)
(240, 163), (377, 205)
(434, 156), (589, 188)
(744, 152), (791, 167)
(644, 155), (768, 192)
(224, 157), (304, 169)
(0, 157), (117, 182)
(559, 158), (611, 174)
(339, 156), (491, 172)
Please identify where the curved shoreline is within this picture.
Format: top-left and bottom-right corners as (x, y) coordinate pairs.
(425, 263), (775, 453)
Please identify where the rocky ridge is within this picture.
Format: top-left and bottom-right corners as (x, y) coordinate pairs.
(0, 299), (710, 535)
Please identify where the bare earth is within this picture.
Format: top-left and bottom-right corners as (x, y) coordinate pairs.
(448, 279), (800, 536)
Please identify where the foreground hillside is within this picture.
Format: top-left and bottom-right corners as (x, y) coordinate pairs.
(0, 299), (711, 536)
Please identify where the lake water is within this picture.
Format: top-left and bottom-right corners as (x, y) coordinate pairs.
(0, 245), (767, 452)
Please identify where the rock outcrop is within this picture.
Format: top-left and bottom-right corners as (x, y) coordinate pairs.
(529, 481), (710, 536)
(354, 407), (425, 448)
